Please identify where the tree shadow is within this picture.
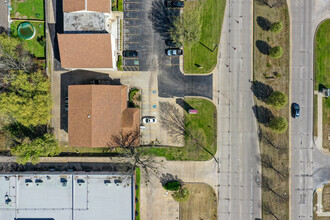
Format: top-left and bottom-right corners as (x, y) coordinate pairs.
(256, 40), (271, 55)
(176, 98), (193, 112)
(159, 173), (182, 186)
(251, 81), (274, 101)
(252, 105), (274, 125)
(256, 16), (271, 31)
(4, 123), (48, 143)
(318, 83), (327, 92)
(148, 0), (177, 38)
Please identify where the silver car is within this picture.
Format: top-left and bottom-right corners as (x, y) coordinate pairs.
(142, 116), (157, 124)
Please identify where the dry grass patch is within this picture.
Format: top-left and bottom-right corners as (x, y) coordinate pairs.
(180, 183), (217, 220)
(323, 184), (330, 212)
(253, 1), (290, 219)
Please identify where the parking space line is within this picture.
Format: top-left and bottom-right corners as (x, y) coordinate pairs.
(125, 1), (139, 3)
(124, 9), (140, 11)
(124, 33), (140, 35)
(125, 42), (139, 44)
(124, 58), (139, 60)
(125, 18), (140, 20)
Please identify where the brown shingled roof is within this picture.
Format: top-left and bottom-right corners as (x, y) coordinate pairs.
(57, 34), (113, 69)
(63, 0), (111, 13)
(68, 85), (140, 148)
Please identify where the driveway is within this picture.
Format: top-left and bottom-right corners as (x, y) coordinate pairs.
(0, 0), (9, 33)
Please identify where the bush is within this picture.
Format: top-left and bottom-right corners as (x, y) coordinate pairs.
(172, 187), (190, 203)
(270, 21), (283, 33)
(269, 46), (283, 58)
(163, 181), (181, 191)
(274, 72), (282, 78)
(269, 117), (288, 133)
(117, 55), (122, 70)
(266, 91), (288, 109)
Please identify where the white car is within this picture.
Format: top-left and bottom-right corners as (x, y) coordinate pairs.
(142, 117), (157, 124)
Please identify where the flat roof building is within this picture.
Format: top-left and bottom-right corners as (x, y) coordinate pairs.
(0, 174), (134, 220)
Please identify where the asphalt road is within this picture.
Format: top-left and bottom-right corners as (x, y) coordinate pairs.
(290, 0), (330, 219)
(216, 0), (261, 219)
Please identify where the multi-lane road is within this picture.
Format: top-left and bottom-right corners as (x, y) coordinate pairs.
(291, 0), (330, 219)
(216, 0), (261, 219)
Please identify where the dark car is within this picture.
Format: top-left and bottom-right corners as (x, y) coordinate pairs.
(123, 50), (138, 57)
(291, 103), (300, 118)
(165, 39), (182, 47)
(165, 48), (183, 56)
(166, 0), (184, 7)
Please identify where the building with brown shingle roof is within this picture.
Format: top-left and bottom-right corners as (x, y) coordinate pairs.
(57, 34), (114, 69)
(63, 0), (111, 13)
(68, 85), (140, 148)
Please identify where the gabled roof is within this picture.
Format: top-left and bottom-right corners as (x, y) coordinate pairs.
(57, 34), (113, 69)
(68, 85), (140, 147)
(63, 0), (111, 13)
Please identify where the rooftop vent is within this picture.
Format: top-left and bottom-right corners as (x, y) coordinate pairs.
(35, 179), (43, 186)
(114, 179), (122, 186)
(60, 178), (68, 187)
(104, 180), (111, 186)
(25, 179), (33, 186)
(77, 179), (85, 186)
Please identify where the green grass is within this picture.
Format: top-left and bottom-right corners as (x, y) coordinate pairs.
(135, 167), (141, 220)
(59, 145), (109, 153)
(11, 0), (44, 20)
(314, 95), (318, 136)
(118, 0), (123, 11)
(183, 0), (226, 74)
(10, 21), (45, 58)
(315, 19), (330, 90)
(144, 98), (217, 161)
(117, 55), (123, 70)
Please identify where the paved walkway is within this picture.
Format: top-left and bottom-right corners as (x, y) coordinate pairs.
(0, 0), (9, 32)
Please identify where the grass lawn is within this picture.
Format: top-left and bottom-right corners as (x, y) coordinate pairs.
(135, 167), (141, 220)
(314, 95), (318, 136)
(144, 98), (217, 161)
(10, 21), (45, 58)
(323, 184), (330, 212)
(183, 0), (226, 74)
(314, 19), (330, 149)
(11, 0), (44, 20)
(253, 2), (290, 220)
(180, 183), (217, 220)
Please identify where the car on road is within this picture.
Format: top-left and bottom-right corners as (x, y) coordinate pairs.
(142, 116), (157, 124)
(165, 39), (182, 47)
(123, 50), (138, 57)
(165, 0), (184, 7)
(291, 103), (300, 118)
(165, 48), (183, 56)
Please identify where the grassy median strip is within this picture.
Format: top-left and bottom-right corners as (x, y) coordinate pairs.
(183, 0), (226, 74)
(253, 1), (290, 219)
(144, 98), (217, 161)
(135, 167), (141, 220)
(314, 19), (330, 149)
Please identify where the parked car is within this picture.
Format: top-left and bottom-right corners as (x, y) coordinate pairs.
(165, 0), (184, 8)
(123, 50), (138, 57)
(165, 39), (182, 47)
(291, 103), (300, 118)
(165, 48), (183, 56)
(142, 116), (157, 124)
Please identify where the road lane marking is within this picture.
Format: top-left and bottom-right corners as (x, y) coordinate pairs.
(125, 42), (139, 44)
(124, 9), (140, 11)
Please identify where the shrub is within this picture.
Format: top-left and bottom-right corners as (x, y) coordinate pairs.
(269, 46), (283, 58)
(270, 21), (283, 33)
(172, 187), (190, 203)
(117, 55), (122, 70)
(269, 117), (288, 133)
(163, 181), (181, 191)
(274, 72), (282, 78)
(266, 91), (288, 109)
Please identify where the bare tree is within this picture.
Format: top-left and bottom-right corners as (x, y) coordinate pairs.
(256, 154), (287, 179)
(261, 175), (288, 202)
(256, 0), (285, 8)
(260, 132), (286, 154)
(262, 202), (280, 220)
(108, 129), (161, 179)
(159, 102), (186, 141)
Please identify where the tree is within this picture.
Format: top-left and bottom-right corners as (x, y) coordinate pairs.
(270, 21), (283, 33)
(0, 71), (52, 127)
(257, 154), (287, 179)
(172, 187), (190, 203)
(11, 133), (60, 165)
(262, 202), (279, 220)
(269, 117), (288, 133)
(0, 33), (34, 73)
(163, 180), (181, 191)
(170, 7), (201, 46)
(269, 46), (283, 58)
(266, 91), (288, 109)
(256, 0), (285, 8)
(108, 129), (160, 179)
(261, 175), (288, 202)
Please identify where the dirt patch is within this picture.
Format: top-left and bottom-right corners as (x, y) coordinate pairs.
(180, 183), (217, 220)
